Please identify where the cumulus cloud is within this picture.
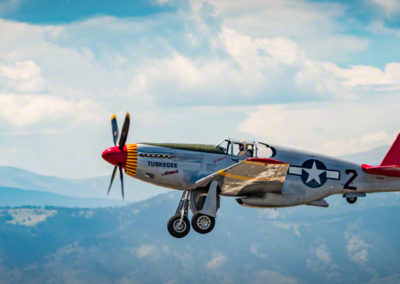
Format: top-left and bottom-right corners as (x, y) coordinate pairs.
(202, 0), (370, 61)
(0, 0), (398, 177)
(250, 243), (267, 259)
(346, 235), (371, 264)
(206, 252), (227, 269)
(306, 240), (339, 280)
(371, 0), (400, 17)
(0, 94), (104, 130)
(238, 98), (399, 156)
(135, 244), (158, 258)
(315, 243), (332, 265)
(0, 60), (46, 92)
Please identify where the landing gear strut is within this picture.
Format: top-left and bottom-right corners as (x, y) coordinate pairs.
(167, 191), (190, 238)
(167, 181), (220, 238)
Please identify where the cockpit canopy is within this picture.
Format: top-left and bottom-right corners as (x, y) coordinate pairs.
(216, 139), (275, 158)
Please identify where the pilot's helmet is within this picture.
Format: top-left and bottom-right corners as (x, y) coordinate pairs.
(239, 143), (244, 150)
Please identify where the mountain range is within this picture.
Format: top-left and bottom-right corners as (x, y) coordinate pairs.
(0, 165), (167, 206)
(0, 145), (399, 283)
(0, 192), (399, 284)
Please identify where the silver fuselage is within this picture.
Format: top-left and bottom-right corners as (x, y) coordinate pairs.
(130, 143), (400, 207)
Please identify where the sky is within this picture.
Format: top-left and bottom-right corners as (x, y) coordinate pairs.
(0, 0), (400, 178)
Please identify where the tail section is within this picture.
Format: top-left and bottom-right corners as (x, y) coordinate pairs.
(362, 133), (400, 177)
(380, 133), (400, 166)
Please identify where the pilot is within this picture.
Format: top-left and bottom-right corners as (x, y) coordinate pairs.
(239, 144), (252, 157)
(238, 144), (245, 155)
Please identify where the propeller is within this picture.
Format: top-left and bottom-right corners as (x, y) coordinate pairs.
(106, 112), (130, 199)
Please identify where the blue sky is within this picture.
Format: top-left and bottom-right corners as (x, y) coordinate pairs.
(0, 0), (400, 178)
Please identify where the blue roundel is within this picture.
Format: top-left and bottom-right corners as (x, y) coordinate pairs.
(300, 159), (328, 188)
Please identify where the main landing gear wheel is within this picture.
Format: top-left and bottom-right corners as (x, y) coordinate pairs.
(167, 191), (191, 238)
(191, 212), (215, 234)
(346, 197), (357, 204)
(167, 214), (190, 238)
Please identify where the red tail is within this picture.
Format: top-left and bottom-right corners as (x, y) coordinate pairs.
(362, 133), (400, 177)
(380, 133), (400, 166)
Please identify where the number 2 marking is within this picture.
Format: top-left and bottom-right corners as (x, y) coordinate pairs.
(344, 169), (358, 190)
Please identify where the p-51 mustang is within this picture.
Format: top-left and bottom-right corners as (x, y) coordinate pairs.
(102, 113), (400, 238)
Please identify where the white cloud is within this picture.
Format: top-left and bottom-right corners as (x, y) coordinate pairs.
(238, 98), (400, 156)
(0, 94), (104, 129)
(306, 240), (339, 279)
(0, 1), (397, 178)
(250, 243), (267, 259)
(205, 0), (344, 38)
(337, 63), (400, 87)
(135, 244), (157, 258)
(346, 235), (371, 264)
(371, 0), (400, 17)
(202, 0), (368, 62)
(206, 252), (227, 269)
(368, 21), (400, 37)
(0, 60), (46, 92)
(315, 243), (332, 264)
(265, 210), (280, 219)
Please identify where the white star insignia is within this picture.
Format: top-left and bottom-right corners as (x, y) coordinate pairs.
(303, 161), (325, 184)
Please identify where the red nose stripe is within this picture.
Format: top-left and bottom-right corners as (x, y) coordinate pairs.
(125, 144), (138, 177)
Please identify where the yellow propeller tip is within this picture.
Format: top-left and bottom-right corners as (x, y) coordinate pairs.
(111, 114), (116, 120)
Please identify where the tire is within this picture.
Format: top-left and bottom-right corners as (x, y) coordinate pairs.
(167, 214), (190, 238)
(346, 197), (357, 204)
(191, 212), (215, 234)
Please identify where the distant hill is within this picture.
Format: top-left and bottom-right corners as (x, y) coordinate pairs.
(0, 186), (131, 208)
(0, 145), (399, 283)
(341, 145), (389, 165)
(0, 166), (167, 201)
(0, 193), (399, 284)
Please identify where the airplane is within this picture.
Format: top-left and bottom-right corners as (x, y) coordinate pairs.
(102, 113), (400, 238)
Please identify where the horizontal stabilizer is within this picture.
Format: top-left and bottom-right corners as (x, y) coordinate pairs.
(362, 164), (400, 177)
(306, 198), (329, 208)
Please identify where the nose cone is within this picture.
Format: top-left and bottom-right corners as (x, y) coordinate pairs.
(102, 146), (127, 167)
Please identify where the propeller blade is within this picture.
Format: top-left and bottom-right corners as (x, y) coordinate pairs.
(119, 164), (124, 199)
(119, 112), (130, 150)
(111, 114), (119, 146)
(107, 166), (118, 196)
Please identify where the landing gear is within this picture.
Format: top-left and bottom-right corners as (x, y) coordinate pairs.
(346, 197), (357, 204)
(167, 181), (220, 238)
(167, 214), (190, 238)
(191, 212), (215, 234)
(167, 191), (191, 238)
(343, 192), (365, 204)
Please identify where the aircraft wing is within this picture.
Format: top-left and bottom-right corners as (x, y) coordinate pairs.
(194, 158), (289, 196)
